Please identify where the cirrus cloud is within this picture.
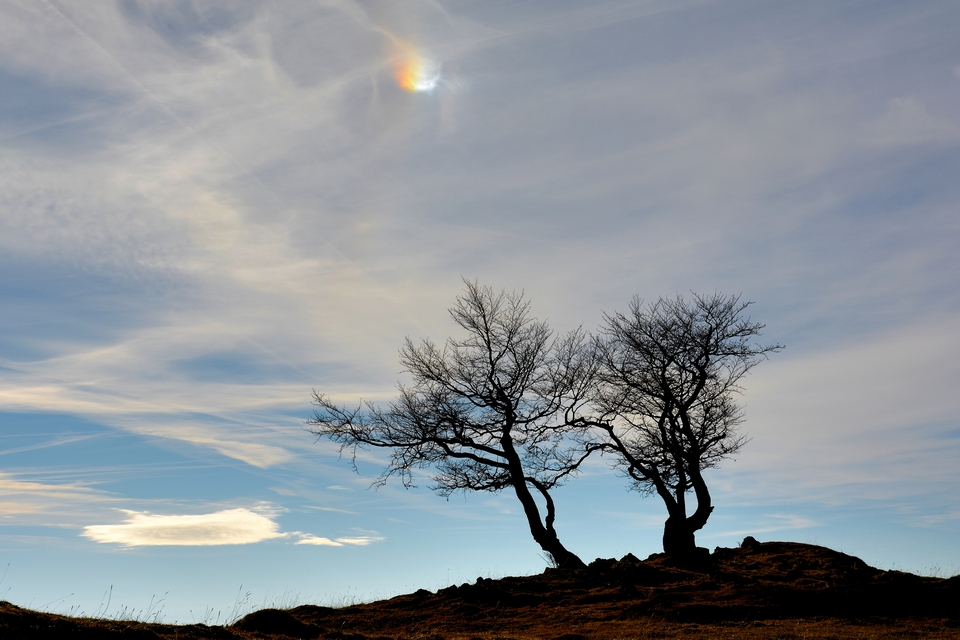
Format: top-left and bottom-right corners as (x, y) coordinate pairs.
(0, 471), (119, 522)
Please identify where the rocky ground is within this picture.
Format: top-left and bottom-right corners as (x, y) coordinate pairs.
(2, 540), (958, 639)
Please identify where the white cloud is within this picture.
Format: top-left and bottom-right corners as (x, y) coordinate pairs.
(0, 473), (102, 500)
(0, 376), (301, 467)
(917, 511), (960, 527)
(866, 97), (960, 146)
(0, 472), (116, 518)
(0, 501), (43, 515)
(121, 423), (295, 469)
(735, 314), (960, 503)
(328, 535), (384, 546)
(82, 506), (385, 548)
(295, 533), (384, 546)
(709, 514), (819, 539)
(83, 508), (285, 546)
(295, 535), (343, 546)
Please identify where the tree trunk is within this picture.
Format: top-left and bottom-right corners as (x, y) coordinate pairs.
(541, 538), (586, 570)
(500, 424), (585, 570)
(507, 478), (585, 569)
(661, 480), (713, 558)
(662, 514), (698, 557)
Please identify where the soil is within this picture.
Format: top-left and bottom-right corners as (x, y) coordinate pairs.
(2, 540), (958, 639)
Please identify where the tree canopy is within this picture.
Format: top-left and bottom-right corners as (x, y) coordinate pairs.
(308, 281), (597, 568)
(589, 293), (783, 557)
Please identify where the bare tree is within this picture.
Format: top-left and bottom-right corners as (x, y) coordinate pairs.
(590, 293), (782, 558)
(307, 281), (597, 569)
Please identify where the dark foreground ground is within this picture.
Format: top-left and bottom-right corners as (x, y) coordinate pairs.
(2, 541), (959, 639)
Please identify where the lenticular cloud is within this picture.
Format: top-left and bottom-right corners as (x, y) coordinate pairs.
(83, 507), (386, 548)
(83, 508), (284, 547)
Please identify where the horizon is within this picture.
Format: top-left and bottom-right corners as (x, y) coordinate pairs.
(1, 0), (959, 623)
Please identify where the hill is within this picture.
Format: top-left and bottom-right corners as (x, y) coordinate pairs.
(2, 540), (958, 639)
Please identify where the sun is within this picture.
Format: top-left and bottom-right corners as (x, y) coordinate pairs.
(390, 41), (440, 92)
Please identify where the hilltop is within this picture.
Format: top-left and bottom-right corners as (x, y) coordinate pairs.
(2, 540), (958, 639)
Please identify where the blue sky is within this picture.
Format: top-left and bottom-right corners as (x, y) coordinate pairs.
(2, 0), (959, 623)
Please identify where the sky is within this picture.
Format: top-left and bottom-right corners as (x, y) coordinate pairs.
(1, 0), (959, 623)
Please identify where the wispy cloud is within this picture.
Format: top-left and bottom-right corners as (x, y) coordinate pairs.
(0, 472), (118, 520)
(296, 534), (384, 547)
(302, 505), (360, 515)
(732, 314), (960, 504)
(118, 422), (296, 469)
(0, 473), (101, 499)
(709, 514), (819, 539)
(917, 511), (960, 527)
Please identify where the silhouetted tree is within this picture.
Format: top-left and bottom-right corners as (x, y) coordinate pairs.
(307, 281), (596, 569)
(590, 293), (782, 558)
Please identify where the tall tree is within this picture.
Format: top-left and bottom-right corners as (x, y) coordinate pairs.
(307, 281), (596, 569)
(591, 293), (782, 558)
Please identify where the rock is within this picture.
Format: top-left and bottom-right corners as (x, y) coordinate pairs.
(741, 536), (760, 550)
